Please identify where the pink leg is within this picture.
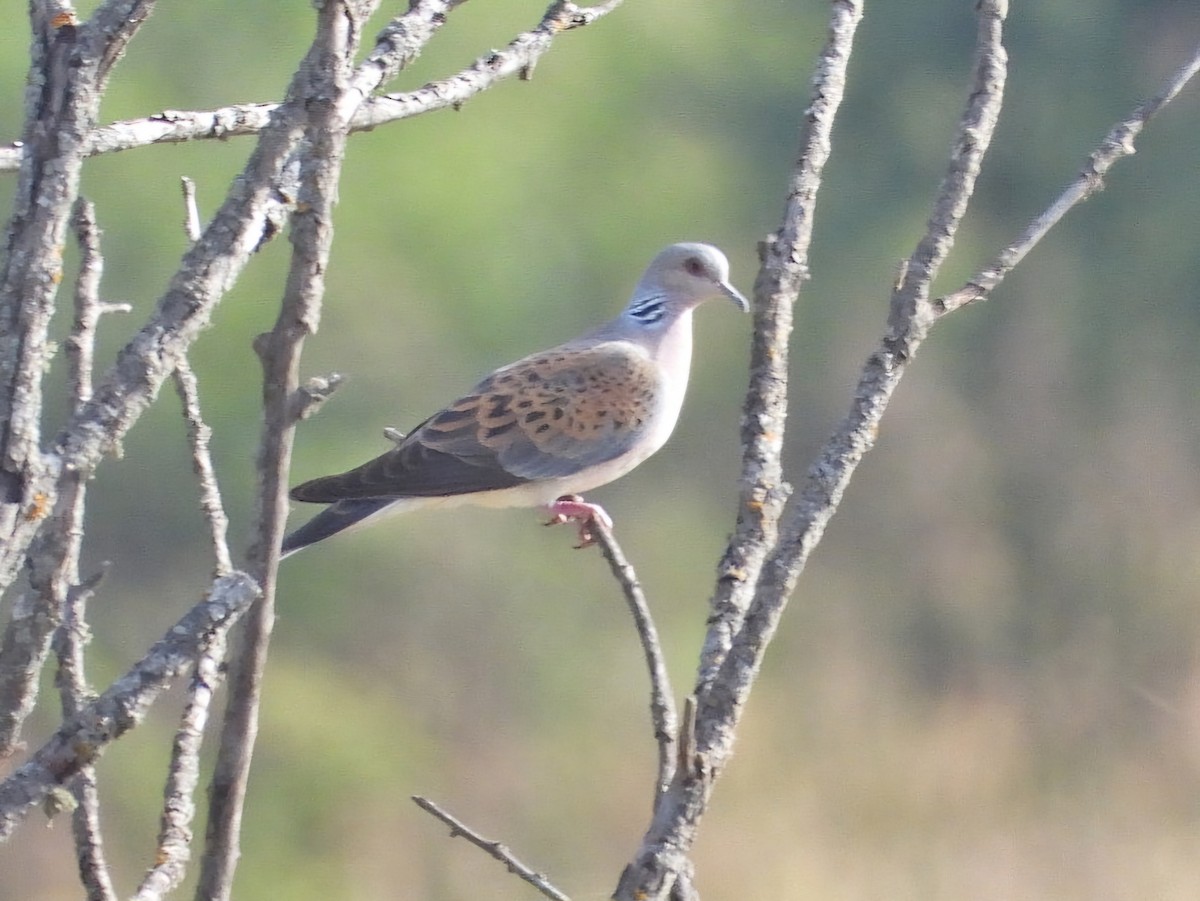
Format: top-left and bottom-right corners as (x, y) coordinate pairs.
(543, 495), (613, 548)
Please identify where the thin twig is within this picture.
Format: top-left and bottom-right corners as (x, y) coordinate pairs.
(412, 796), (571, 901)
(198, 4), (365, 899)
(293, 372), (346, 422)
(592, 521), (678, 805)
(35, 197), (121, 900)
(172, 361), (233, 576)
(67, 768), (118, 901)
(0, 571), (259, 839)
(53, 573), (116, 901)
(131, 627), (231, 901)
(938, 38), (1200, 312)
(0, 0), (627, 175)
(180, 177), (202, 243)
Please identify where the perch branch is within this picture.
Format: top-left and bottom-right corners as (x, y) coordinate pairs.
(592, 520), (678, 804)
(412, 796), (571, 901)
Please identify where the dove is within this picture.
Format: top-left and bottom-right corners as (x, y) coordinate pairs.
(282, 242), (747, 557)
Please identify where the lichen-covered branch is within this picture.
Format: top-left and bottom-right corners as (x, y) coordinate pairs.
(0, 0), (625, 175)
(615, 1), (1006, 896)
(130, 624), (232, 901)
(197, 3), (371, 897)
(0, 572), (259, 840)
(694, 0), (862, 702)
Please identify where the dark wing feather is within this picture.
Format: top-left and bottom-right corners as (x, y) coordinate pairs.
(290, 340), (660, 503)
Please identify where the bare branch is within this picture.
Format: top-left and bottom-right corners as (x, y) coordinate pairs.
(131, 622), (231, 901)
(359, 0), (626, 126)
(67, 768), (119, 901)
(615, 0), (1007, 896)
(727, 0), (1007, 743)
(0, 71), (306, 598)
(172, 362), (233, 576)
(198, 4), (368, 898)
(0, 0), (627, 175)
(0, 6), (114, 566)
(939, 37), (1200, 313)
(0, 592), (55, 758)
(54, 571), (117, 901)
(179, 177), (201, 244)
(592, 522), (678, 804)
(83, 0), (158, 82)
(412, 796), (571, 901)
(0, 104), (280, 173)
(0, 198), (124, 758)
(347, 0), (462, 103)
(694, 0), (861, 698)
(709, 0), (1008, 819)
(293, 371), (346, 422)
(0, 571), (259, 840)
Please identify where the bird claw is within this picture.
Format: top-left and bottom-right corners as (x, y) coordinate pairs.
(544, 495), (613, 548)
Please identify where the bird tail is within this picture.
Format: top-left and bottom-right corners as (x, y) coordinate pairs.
(281, 497), (400, 558)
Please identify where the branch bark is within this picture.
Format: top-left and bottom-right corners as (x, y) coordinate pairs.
(617, 0), (1006, 895)
(0, 572), (258, 840)
(198, 3), (376, 897)
(412, 796), (572, 901)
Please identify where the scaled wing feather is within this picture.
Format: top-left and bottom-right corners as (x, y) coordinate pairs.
(289, 340), (660, 502)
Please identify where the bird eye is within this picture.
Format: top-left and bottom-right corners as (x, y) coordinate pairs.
(684, 257), (704, 277)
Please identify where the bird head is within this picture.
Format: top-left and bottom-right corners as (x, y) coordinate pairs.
(625, 243), (749, 325)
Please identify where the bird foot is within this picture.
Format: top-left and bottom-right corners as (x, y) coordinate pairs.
(544, 495), (613, 548)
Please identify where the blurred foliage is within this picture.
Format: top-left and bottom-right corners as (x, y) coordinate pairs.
(4, 1), (1200, 899)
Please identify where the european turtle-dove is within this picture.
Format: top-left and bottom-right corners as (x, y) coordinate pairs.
(282, 242), (747, 556)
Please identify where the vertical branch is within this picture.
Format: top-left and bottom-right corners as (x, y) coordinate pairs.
(131, 625), (231, 901)
(710, 0), (1009, 705)
(53, 575), (118, 901)
(616, 1), (1007, 897)
(0, 1), (157, 592)
(197, 4), (371, 899)
(172, 361), (233, 576)
(53, 198), (120, 901)
(696, 0), (863, 696)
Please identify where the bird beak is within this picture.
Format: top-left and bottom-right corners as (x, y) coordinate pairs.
(719, 280), (750, 312)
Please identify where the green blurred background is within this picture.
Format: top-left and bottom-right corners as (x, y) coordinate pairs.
(4, 1), (1200, 898)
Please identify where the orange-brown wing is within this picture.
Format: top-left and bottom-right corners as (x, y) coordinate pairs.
(289, 341), (660, 503)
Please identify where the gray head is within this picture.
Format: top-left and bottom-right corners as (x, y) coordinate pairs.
(624, 243), (749, 326)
